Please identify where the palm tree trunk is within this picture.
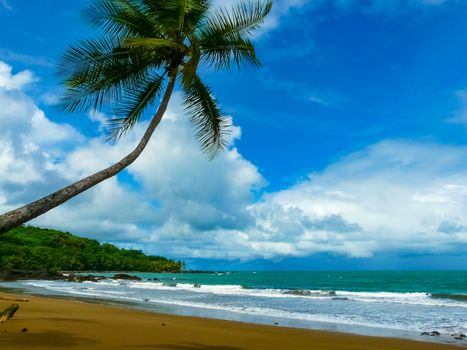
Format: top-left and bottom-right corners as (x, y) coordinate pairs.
(0, 73), (178, 235)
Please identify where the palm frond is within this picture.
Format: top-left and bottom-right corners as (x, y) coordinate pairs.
(107, 73), (167, 140)
(181, 0), (211, 36)
(58, 37), (127, 78)
(57, 0), (270, 155)
(60, 70), (148, 114)
(141, 0), (211, 37)
(184, 75), (230, 158)
(200, 0), (272, 38)
(58, 37), (158, 113)
(123, 38), (185, 50)
(196, 0), (270, 70)
(199, 33), (260, 70)
(84, 0), (157, 38)
(141, 0), (188, 35)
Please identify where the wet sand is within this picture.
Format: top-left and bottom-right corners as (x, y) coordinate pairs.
(0, 291), (463, 349)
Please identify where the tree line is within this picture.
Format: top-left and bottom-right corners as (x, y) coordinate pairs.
(0, 226), (183, 272)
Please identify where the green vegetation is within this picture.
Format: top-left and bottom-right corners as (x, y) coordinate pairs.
(0, 226), (182, 272)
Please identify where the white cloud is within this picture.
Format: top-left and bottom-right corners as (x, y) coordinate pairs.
(0, 61), (83, 210)
(39, 134), (467, 261)
(1, 60), (467, 262)
(257, 140), (467, 258)
(88, 109), (108, 132)
(37, 98), (265, 245)
(0, 61), (36, 90)
(0, 61), (264, 249)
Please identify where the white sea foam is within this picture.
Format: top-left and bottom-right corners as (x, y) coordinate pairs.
(121, 281), (467, 308)
(127, 281), (290, 298)
(25, 279), (467, 308)
(16, 279), (467, 337)
(141, 298), (427, 333)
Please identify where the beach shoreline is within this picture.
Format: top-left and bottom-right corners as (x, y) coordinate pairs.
(0, 290), (464, 350)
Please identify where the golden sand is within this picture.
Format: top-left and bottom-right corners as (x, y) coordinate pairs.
(0, 291), (463, 350)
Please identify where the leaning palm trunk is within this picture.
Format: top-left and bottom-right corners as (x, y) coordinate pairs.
(0, 0), (271, 234)
(0, 74), (177, 234)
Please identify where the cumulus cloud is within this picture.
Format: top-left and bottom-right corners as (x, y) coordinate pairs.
(44, 136), (467, 261)
(1, 60), (467, 262)
(117, 139), (467, 260)
(0, 61), (265, 250)
(37, 97), (264, 244)
(257, 140), (467, 258)
(0, 61), (36, 90)
(0, 62), (83, 209)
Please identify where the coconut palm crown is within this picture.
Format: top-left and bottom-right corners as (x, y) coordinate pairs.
(60, 0), (272, 156)
(0, 0), (271, 234)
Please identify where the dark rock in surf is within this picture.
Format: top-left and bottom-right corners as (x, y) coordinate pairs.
(0, 270), (63, 281)
(112, 274), (142, 281)
(451, 333), (466, 340)
(421, 331), (440, 336)
(64, 274), (105, 283)
(286, 290), (313, 296)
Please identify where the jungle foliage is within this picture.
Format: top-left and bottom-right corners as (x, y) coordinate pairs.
(0, 226), (182, 272)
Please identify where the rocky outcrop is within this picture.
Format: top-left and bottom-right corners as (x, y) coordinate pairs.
(421, 331), (440, 336)
(64, 274), (106, 283)
(0, 270), (63, 281)
(112, 273), (142, 281)
(0, 270), (143, 283)
(451, 333), (466, 340)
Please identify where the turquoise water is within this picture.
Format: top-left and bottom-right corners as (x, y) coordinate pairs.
(132, 271), (467, 295)
(3, 271), (467, 344)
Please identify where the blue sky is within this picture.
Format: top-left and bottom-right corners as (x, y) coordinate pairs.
(1, 0), (467, 270)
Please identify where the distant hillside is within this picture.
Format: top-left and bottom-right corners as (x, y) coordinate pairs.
(0, 226), (183, 272)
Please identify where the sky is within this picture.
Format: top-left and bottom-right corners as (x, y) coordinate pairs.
(1, 0), (467, 270)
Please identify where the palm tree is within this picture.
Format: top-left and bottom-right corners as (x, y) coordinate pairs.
(0, 0), (272, 234)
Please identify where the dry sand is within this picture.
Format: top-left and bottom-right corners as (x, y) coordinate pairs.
(0, 291), (463, 350)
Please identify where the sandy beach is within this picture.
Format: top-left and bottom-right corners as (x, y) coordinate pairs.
(0, 291), (463, 350)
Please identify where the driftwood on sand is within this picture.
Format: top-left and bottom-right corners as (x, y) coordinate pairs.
(0, 304), (19, 323)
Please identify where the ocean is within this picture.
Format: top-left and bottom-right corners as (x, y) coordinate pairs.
(2, 271), (466, 344)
